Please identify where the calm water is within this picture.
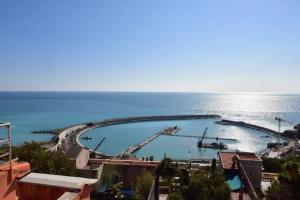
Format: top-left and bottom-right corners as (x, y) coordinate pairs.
(80, 119), (278, 160)
(0, 92), (299, 159)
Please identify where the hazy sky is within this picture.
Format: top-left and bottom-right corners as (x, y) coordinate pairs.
(0, 0), (299, 93)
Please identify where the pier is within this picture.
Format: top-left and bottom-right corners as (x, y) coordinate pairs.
(121, 126), (179, 156)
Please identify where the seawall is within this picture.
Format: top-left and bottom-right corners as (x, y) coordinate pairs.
(215, 119), (279, 136)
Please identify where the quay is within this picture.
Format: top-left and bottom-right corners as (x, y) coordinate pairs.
(121, 126), (179, 156)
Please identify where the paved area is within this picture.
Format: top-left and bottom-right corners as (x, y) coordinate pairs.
(159, 194), (168, 200)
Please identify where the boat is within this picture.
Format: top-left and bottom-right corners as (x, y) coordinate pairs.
(261, 135), (271, 138)
(197, 127), (227, 149)
(199, 142), (228, 149)
(82, 136), (92, 140)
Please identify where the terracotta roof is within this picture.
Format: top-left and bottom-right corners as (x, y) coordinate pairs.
(218, 152), (237, 170)
(218, 151), (261, 170)
(236, 152), (260, 161)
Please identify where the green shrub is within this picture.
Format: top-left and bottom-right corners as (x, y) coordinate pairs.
(135, 171), (153, 200)
(12, 141), (75, 176)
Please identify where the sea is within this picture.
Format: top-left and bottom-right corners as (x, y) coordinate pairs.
(0, 92), (299, 160)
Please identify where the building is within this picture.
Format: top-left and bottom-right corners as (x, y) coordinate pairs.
(76, 158), (158, 198)
(218, 151), (263, 199)
(17, 172), (97, 200)
(0, 159), (30, 200)
(0, 122), (98, 200)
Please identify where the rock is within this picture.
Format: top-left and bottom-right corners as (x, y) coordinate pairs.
(283, 129), (299, 139)
(293, 124), (300, 130)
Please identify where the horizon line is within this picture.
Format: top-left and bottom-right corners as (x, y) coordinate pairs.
(0, 90), (299, 95)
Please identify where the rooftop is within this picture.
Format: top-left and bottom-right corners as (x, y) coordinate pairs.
(218, 152), (238, 170)
(19, 172), (97, 189)
(0, 123), (10, 128)
(218, 151), (261, 170)
(236, 152), (261, 161)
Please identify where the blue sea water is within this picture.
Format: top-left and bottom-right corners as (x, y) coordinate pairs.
(0, 92), (299, 159)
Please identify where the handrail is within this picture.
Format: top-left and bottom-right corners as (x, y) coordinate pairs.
(147, 179), (156, 200)
(239, 162), (258, 199)
(0, 123), (12, 179)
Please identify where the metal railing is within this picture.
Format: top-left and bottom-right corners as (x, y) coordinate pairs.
(147, 179), (156, 200)
(0, 123), (12, 176)
(239, 162), (258, 200)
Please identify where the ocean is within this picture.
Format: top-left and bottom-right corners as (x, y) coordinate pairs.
(0, 92), (299, 159)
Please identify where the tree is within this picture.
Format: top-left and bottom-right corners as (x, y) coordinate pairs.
(149, 156), (154, 161)
(157, 157), (176, 178)
(262, 157), (284, 173)
(266, 181), (280, 200)
(211, 158), (217, 174)
(135, 171), (153, 200)
(266, 160), (300, 200)
(11, 141), (75, 176)
(181, 169), (231, 200)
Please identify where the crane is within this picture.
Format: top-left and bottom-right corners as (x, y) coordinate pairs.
(274, 116), (294, 146)
(198, 127), (208, 148)
(91, 137), (106, 156)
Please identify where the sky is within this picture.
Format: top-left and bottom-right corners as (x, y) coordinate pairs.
(0, 0), (299, 93)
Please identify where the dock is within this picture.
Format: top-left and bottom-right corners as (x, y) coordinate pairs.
(121, 127), (179, 156)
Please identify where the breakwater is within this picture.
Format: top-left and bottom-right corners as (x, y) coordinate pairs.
(215, 119), (279, 136)
(88, 114), (221, 127)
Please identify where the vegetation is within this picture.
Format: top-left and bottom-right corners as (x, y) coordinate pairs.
(106, 182), (125, 200)
(8, 141), (75, 176)
(135, 171), (153, 200)
(181, 169), (231, 200)
(157, 157), (177, 178)
(167, 191), (182, 200)
(265, 157), (300, 200)
(157, 158), (231, 200)
(262, 157), (286, 173)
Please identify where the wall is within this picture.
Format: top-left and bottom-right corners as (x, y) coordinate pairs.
(76, 149), (90, 169)
(17, 183), (93, 200)
(97, 163), (155, 192)
(0, 160), (30, 200)
(239, 159), (262, 189)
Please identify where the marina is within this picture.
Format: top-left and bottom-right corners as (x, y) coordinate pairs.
(34, 114), (284, 160)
